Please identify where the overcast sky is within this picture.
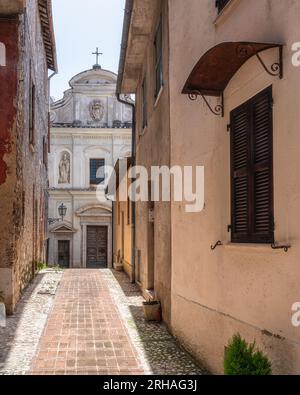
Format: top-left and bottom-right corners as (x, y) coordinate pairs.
(50, 0), (125, 100)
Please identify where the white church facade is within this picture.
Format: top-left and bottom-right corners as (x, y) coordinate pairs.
(48, 65), (132, 268)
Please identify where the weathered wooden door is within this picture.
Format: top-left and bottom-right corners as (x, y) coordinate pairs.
(86, 226), (107, 268)
(58, 240), (70, 268)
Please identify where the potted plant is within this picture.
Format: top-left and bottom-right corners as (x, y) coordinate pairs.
(224, 333), (272, 375)
(142, 300), (162, 322)
(0, 291), (6, 328)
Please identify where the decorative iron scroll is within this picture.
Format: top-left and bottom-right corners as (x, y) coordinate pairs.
(188, 91), (224, 117)
(211, 240), (223, 250)
(271, 243), (291, 253)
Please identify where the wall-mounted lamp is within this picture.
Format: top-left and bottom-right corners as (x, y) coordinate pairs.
(48, 203), (67, 225)
(58, 203), (67, 221)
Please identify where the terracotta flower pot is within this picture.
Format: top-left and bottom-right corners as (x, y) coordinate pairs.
(143, 301), (162, 322)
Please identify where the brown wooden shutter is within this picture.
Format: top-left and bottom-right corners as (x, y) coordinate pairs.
(252, 87), (274, 243)
(231, 86), (274, 243)
(231, 104), (250, 242)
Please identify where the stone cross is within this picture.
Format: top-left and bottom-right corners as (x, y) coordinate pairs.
(92, 47), (103, 66)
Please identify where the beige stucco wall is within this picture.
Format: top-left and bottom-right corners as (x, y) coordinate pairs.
(168, 0), (300, 374)
(133, 0), (172, 326)
(113, 196), (132, 278)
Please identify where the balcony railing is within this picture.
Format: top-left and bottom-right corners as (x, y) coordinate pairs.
(216, 0), (230, 13)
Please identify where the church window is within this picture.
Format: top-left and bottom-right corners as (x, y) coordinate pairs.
(90, 158), (105, 185)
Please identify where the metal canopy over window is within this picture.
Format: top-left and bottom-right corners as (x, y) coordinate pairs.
(182, 42), (283, 117)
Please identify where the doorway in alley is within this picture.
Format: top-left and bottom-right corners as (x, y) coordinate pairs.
(58, 240), (70, 268)
(86, 226), (108, 268)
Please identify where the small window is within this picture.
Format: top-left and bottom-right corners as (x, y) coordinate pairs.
(230, 86), (274, 244)
(142, 77), (147, 129)
(154, 18), (163, 98)
(0, 42), (6, 66)
(216, 0), (230, 13)
(22, 190), (25, 227)
(48, 112), (51, 153)
(90, 158), (105, 185)
(29, 72), (35, 146)
(127, 196), (131, 225)
(43, 136), (48, 168)
(118, 202), (121, 226)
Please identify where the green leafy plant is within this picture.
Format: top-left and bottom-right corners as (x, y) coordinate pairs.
(224, 333), (272, 375)
(37, 262), (48, 272)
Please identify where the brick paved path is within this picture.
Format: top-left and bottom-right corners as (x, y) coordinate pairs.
(0, 268), (205, 375)
(30, 270), (144, 375)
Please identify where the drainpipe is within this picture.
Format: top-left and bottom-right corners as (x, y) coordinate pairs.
(117, 94), (136, 284)
(48, 71), (57, 98)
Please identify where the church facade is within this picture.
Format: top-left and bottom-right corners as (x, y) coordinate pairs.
(48, 65), (132, 269)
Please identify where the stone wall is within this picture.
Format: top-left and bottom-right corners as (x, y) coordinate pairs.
(0, 0), (50, 314)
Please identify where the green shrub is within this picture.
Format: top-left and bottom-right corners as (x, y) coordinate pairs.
(224, 333), (272, 375)
(37, 262), (48, 272)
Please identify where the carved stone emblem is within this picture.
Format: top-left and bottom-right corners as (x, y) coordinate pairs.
(89, 100), (104, 121)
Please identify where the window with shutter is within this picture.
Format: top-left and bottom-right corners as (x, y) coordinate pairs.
(216, 0), (230, 13)
(154, 18), (163, 98)
(230, 86), (274, 244)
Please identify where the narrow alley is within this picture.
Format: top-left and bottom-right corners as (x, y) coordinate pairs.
(2, 0), (300, 378)
(0, 269), (205, 376)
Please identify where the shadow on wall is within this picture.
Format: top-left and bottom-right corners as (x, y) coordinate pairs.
(110, 269), (207, 375)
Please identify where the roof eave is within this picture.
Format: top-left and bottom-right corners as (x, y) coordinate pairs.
(38, 0), (58, 73)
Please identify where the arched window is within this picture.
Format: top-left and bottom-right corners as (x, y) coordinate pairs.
(0, 43), (6, 67)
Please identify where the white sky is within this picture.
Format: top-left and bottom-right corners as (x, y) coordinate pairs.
(50, 0), (125, 100)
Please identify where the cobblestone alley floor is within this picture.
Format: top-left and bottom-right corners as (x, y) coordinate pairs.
(0, 269), (205, 375)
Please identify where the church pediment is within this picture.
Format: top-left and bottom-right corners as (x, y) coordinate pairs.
(69, 68), (117, 87)
(50, 223), (77, 233)
(76, 204), (112, 217)
(50, 67), (133, 128)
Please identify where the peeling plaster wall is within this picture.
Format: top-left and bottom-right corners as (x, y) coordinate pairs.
(0, 0), (49, 314)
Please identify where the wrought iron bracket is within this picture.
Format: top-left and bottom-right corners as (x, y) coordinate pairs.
(48, 218), (61, 226)
(255, 46), (283, 79)
(211, 240), (223, 250)
(188, 91), (224, 117)
(271, 243), (291, 253)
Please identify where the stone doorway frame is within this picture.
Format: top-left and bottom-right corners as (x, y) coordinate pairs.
(82, 222), (112, 268)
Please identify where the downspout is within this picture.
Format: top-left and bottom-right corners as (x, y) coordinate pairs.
(48, 71), (57, 103)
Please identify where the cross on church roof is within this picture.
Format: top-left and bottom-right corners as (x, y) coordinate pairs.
(92, 47), (103, 69)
